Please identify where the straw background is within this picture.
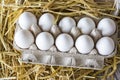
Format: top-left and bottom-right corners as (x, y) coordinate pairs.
(0, 0), (120, 80)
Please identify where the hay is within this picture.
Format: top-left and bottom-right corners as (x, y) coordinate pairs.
(0, 0), (120, 80)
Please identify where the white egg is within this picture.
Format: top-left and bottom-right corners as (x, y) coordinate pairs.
(75, 35), (94, 54)
(59, 17), (76, 33)
(39, 13), (55, 31)
(14, 30), (34, 48)
(55, 33), (74, 52)
(36, 32), (54, 50)
(96, 37), (115, 56)
(77, 17), (95, 34)
(18, 12), (37, 30)
(97, 18), (116, 36)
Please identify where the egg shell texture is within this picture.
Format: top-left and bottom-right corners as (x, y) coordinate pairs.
(14, 30), (34, 48)
(97, 18), (116, 36)
(75, 35), (94, 54)
(36, 32), (54, 50)
(77, 17), (95, 34)
(18, 12), (37, 30)
(59, 17), (76, 33)
(55, 33), (74, 52)
(96, 37), (115, 56)
(39, 13), (55, 31)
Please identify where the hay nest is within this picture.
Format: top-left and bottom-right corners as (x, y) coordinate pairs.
(0, 0), (120, 80)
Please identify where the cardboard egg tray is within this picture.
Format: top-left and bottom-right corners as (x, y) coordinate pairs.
(13, 16), (117, 70)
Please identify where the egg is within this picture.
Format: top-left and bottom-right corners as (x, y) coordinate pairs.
(96, 37), (115, 56)
(55, 33), (74, 52)
(39, 13), (55, 31)
(36, 32), (54, 50)
(97, 18), (116, 36)
(14, 30), (34, 48)
(75, 35), (94, 54)
(18, 12), (37, 30)
(59, 17), (76, 33)
(77, 17), (95, 34)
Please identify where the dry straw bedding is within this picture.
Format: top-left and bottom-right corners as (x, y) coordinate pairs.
(0, 0), (120, 80)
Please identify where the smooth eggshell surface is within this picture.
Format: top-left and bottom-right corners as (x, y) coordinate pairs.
(75, 35), (94, 54)
(59, 17), (76, 33)
(77, 17), (95, 34)
(55, 33), (74, 52)
(18, 12), (37, 30)
(39, 13), (55, 31)
(36, 32), (54, 50)
(96, 37), (115, 56)
(14, 30), (34, 48)
(97, 18), (116, 36)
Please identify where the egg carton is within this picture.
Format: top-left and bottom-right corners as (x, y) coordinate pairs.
(21, 50), (104, 70)
(13, 13), (118, 70)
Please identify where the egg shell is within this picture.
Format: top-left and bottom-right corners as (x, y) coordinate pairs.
(39, 13), (55, 31)
(97, 18), (116, 36)
(14, 30), (34, 48)
(55, 33), (74, 52)
(77, 17), (95, 34)
(59, 17), (76, 33)
(36, 32), (54, 50)
(18, 12), (37, 30)
(96, 37), (115, 56)
(75, 35), (94, 54)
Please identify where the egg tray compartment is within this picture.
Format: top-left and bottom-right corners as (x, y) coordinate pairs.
(13, 16), (118, 70)
(21, 50), (104, 70)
